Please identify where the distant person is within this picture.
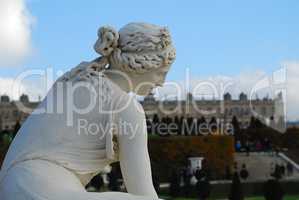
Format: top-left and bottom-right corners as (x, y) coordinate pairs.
(228, 172), (244, 200)
(263, 179), (284, 200)
(245, 140), (250, 156)
(169, 169), (180, 198)
(280, 165), (286, 177)
(271, 164), (282, 180)
(255, 140), (262, 152)
(182, 164), (193, 197)
(264, 137), (271, 152)
(195, 159), (211, 200)
(235, 140), (242, 152)
(239, 164), (249, 180)
(194, 167), (201, 180)
(196, 175), (210, 200)
(287, 162), (294, 176)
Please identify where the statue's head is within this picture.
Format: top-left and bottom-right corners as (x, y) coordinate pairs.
(94, 22), (176, 95)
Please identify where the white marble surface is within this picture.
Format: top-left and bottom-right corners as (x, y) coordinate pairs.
(0, 22), (176, 200)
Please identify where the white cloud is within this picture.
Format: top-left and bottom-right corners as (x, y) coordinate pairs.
(155, 69), (269, 101)
(0, 68), (50, 102)
(0, 0), (34, 66)
(284, 61), (299, 121)
(0, 77), (26, 99)
(155, 62), (299, 121)
(0, 77), (43, 101)
(0, 61), (298, 121)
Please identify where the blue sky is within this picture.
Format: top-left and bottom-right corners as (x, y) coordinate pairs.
(2, 0), (299, 78)
(0, 0), (299, 120)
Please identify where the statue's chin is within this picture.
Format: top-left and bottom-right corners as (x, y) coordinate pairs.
(135, 87), (154, 96)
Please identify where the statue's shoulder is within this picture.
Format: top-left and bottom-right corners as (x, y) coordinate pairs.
(57, 61), (103, 84)
(120, 95), (145, 116)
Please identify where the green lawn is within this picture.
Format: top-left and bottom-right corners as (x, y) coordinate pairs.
(246, 196), (299, 200)
(159, 196), (299, 200)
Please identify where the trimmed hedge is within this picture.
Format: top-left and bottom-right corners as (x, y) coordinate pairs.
(0, 132), (14, 167)
(0, 142), (9, 168)
(148, 135), (235, 182)
(158, 180), (299, 199)
(0, 134), (235, 181)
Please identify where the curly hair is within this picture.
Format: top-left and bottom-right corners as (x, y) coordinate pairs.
(58, 23), (176, 83)
(94, 22), (176, 74)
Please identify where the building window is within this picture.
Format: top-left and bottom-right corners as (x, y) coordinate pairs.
(262, 107), (266, 115)
(245, 108), (250, 115)
(13, 110), (18, 117)
(240, 108), (244, 116)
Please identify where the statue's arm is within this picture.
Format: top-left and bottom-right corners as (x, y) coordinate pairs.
(116, 99), (158, 199)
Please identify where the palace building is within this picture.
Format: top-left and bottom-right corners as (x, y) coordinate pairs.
(0, 94), (39, 132)
(0, 92), (285, 132)
(141, 92), (285, 131)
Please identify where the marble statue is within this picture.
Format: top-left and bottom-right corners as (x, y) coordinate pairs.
(0, 22), (176, 200)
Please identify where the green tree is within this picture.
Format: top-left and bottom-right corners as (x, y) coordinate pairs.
(231, 116), (241, 140)
(13, 121), (21, 137)
(209, 116), (218, 134)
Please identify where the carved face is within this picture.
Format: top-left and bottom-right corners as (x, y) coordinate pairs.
(95, 23), (175, 96)
(129, 64), (171, 96)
